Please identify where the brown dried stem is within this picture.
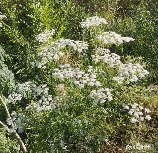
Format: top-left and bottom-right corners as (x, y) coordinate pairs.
(0, 96), (28, 153)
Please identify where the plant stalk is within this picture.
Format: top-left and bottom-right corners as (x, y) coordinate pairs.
(0, 96), (28, 153)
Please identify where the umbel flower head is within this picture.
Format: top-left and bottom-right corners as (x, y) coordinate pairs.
(80, 16), (108, 28)
(36, 29), (55, 43)
(89, 88), (113, 103)
(97, 32), (135, 45)
(123, 103), (151, 123)
(92, 48), (121, 67)
(113, 63), (149, 84)
(52, 64), (101, 89)
(51, 38), (88, 53)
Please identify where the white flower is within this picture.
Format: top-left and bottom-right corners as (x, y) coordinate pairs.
(124, 105), (130, 110)
(130, 117), (138, 123)
(113, 76), (124, 84)
(76, 74), (82, 79)
(144, 108), (150, 113)
(125, 103), (151, 123)
(137, 111), (143, 116)
(34, 95), (55, 112)
(58, 51), (64, 56)
(7, 93), (22, 104)
(81, 79), (87, 84)
(58, 74), (64, 80)
(122, 37), (135, 42)
(90, 74), (96, 79)
(108, 96), (113, 101)
(132, 103), (139, 109)
(100, 99), (105, 104)
(52, 64), (101, 89)
(95, 81), (101, 87)
(128, 109), (134, 115)
(53, 54), (59, 61)
(145, 115), (151, 121)
(52, 38), (88, 53)
(78, 84), (84, 89)
(140, 117), (144, 121)
(130, 75), (138, 82)
(36, 46), (64, 69)
(92, 48), (121, 67)
(80, 16), (107, 28)
(87, 81), (95, 86)
(36, 29), (55, 42)
(97, 32), (134, 45)
(6, 118), (12, 125)
(139, 106), (144, 110)
(89, 88), (113, 103)
(7, 112), (25, 133)
(134, 112), (139, 118)
(74, 80), (80, 85)
(113, 63), (149, 84)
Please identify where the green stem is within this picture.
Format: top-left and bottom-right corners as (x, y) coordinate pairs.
(121, 44), (124, 61)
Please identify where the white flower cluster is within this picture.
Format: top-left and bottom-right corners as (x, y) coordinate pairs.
(52, 64), (101, 89)
(80, 16), (108, 28)
(18, 81), (33, 92)
(17, 81), (36, 97)
(34, 38), (88, 69)
(36, 46), (64, 69)
(6, 93), (22, 104)
(7, 81), (56, 112)
(6, 112), (25, 133)
(17, 82), (49, 98)
(6, 81), (45, 103)
(97, 32), (135, 45)
(36, 29), (55, 43)
(89, 88), (113, 103)
(113, 63), (149, 84)
(33, 84), (49, 96)
(51, 38), (88, 53)
(124, 103), (151, 123)
(92, 48), (121, 67)
(34, 95), (55, 112)
(20, 83), (56, 112)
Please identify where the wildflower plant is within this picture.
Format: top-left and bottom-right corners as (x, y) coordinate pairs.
(0, 12), (157, 153)
(123, 103), (151, 123)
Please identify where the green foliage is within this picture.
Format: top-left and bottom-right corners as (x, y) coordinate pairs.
(106, 0), (158, 83)
(0, 130), (20, 153)
(0, 46), (15, 96)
